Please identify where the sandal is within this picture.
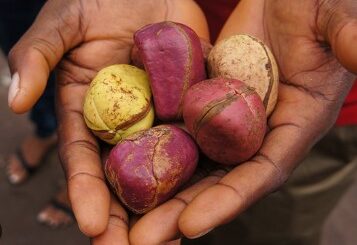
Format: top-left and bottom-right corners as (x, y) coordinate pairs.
(37, 189), (75, 228)
(6, 134), (57, 185)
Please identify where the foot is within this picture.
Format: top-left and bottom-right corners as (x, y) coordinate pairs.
(6, 133), (57, 184)
(37, 186), (74, 228)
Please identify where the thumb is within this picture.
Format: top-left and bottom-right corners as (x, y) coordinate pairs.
(318, 1), (357, 74)
(8, 0), (83, 113)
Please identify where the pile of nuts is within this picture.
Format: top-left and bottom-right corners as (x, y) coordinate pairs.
(83, 21), (279, 214)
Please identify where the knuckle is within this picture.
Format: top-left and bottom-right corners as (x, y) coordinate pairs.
(58, 139), (100, 176)
(252, 152), (289, 191)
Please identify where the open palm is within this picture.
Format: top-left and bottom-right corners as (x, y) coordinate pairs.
(127, 1), (357, 244)
(7, 0), (208, 243)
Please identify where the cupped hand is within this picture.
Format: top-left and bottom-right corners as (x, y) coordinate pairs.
(7, 0), (208, 242)
(128, 0), (357, 244)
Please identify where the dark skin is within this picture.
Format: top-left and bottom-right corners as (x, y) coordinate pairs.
(148, 0), (357, 241)
(7, 0), (357, 244)
(8, 0), (208, 243)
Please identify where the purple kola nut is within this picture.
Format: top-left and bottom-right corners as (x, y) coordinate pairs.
(134, 21), (206, 121)
(183, 78), (267, 165)
(105, 125), (199, 214)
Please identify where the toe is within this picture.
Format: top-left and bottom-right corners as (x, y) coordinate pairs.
(7, 156), (27, 184)
(37, 205), (74, 228)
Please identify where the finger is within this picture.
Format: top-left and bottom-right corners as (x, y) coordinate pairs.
(167, 0), (209, 40)
(92, 196), (129, 245)
(329, 21), (357, 74)
(7, 0), (83, 113)
(217, 0), (265, 42)
(128, 215), (142, 229)
(57, 82), (110, 237)
(317, 1), (357, 73)
(129, 166), (227, 245)
(178, 158), (284, 238)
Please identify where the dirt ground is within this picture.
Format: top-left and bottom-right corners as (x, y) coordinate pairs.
(0, 56), (356, 244)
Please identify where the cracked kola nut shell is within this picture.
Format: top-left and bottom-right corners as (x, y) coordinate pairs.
(208, 34), (279, 116)
(83, 64), (154, 144)
(183, 78), (267, 165)
(134, 21), (206, 121)
(105, 125), (199, 214)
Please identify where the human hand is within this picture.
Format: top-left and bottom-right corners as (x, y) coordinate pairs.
(128, 0), (357, 243)
(7, 0), (208, 243)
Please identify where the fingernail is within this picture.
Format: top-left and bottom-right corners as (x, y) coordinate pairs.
(8, 72), (20, 107)
(187, 228), (213, 239)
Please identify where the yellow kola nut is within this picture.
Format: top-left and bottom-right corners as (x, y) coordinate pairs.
(83, 64), (154, 144)
(208, 34), (279, 116)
